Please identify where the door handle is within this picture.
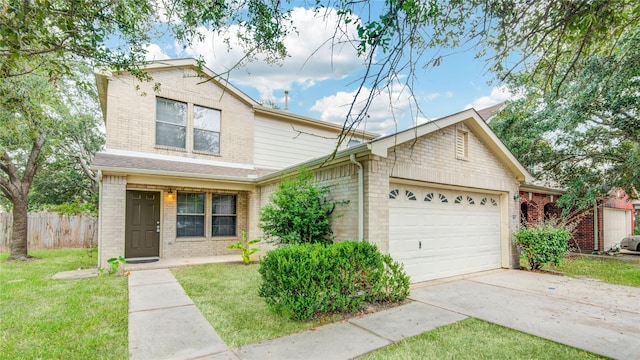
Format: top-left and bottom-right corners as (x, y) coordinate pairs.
(156, 226), (160, 233)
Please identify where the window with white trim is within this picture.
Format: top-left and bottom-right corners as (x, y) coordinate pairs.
(212, 194), (237, 237)
(456, 129), (469, 159)
(193, 105), (221, 154)
(156, 98), (187, 148)
(177, 192), (205, 237)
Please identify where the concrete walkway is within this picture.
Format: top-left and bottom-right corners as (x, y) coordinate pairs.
(128, 269), (640, 360)
(128, 269), (236, 359)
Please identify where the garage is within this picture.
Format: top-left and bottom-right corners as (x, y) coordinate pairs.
(603, 208), (632, 251)
(389, 184), (503, 283)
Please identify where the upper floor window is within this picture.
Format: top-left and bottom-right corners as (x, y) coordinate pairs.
(156, 98), (187, 148)
(193, 105), (221, 154)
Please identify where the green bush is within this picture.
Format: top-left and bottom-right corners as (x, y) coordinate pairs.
(258, 241), (409, 321)
(259, 170), (343, 246)
(514, 224), (571, 270)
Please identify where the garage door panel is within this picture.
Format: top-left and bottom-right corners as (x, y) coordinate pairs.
(389, 184), (503, 283)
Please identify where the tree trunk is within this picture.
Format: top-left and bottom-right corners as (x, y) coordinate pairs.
(8, 195), (29, 260)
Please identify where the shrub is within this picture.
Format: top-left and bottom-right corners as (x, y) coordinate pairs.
(259, 170), (344, 246)
(258, 241), (409, 321)
(514, 224), (571, 270)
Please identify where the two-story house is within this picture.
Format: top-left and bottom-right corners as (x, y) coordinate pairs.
(93, 59), (531, 283)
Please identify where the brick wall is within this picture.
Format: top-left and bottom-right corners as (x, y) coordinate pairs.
(519, 190), (636, 252)
(98, 175), (127, 267)
(104, 68), (255, 165)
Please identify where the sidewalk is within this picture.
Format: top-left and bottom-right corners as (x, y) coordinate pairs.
(128, 269), (237, 360)
(127, 269), (467, 360)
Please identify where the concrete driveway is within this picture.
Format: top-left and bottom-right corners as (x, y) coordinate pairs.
(410, 270), (640, 360)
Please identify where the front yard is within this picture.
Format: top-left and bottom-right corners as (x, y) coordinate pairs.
(0, 249), (128, 359)
(2, 250), (636, 359)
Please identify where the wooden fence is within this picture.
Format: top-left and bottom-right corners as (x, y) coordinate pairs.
(0, 212), (97, 252)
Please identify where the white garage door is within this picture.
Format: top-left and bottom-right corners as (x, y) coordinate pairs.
(389, 185), (503, 283)
(603, 208), (632, 251)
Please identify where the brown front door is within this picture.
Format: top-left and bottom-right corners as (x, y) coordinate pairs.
(125, 190), (160, 258)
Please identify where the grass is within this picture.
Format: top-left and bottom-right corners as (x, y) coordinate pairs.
(172, 262), (339, 348)
(522, 253), (640, 288)
(0, 249), (128, 360)
(361, 318), (606, 360)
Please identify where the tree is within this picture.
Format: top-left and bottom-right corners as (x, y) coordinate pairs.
(325, 0), (639, 146)
(0, 68), (67, 259)
(0, 0), (293, 81)
(0, 62), (105, 259)
(260, 170), (342, 245)
(491, 25), (640, 208)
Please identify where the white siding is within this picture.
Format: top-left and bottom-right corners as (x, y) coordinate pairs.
(253, 117), (351, 169)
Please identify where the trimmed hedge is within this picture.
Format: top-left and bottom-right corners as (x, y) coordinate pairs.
(258, 241), (409, 320)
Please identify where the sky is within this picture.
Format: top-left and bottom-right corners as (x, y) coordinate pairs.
(142, 6), (513, 135)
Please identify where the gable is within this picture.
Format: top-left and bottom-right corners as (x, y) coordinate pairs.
(370, 109), (531, 183)
(385, 122), (520, 191)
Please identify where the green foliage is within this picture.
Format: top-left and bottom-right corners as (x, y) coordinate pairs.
(103, 256), (127, 275)
(492, 25), (640, 207)
(258, 241), (409, 321)
(227, 230), (261, 265)
(260, 170), (344, 245)
(514, 224), (571, 271)
(42, 199), (97, 216)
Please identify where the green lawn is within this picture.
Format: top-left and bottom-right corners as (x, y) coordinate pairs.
(172, 262), (339, 348)
(361, 318), (605, 360)
(0, 249), (128, 360)
(549, 254), (640, 287)
(522, 253), (640, 288)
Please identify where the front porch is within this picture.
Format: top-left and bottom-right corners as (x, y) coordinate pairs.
(124, 255), (238, 271)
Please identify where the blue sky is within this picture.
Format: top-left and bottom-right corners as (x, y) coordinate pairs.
(143, 6), (512, 135)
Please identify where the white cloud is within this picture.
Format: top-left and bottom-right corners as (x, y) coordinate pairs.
(181, 7), (364, 101)
(310, 83), (418, 135)
(144, 44), (170, 61)
(464, 86), (513, 110)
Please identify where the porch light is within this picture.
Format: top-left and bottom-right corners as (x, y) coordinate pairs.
(167, 189), (174, 199)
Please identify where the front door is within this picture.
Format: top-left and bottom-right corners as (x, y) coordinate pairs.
(125, 190), (160, 258)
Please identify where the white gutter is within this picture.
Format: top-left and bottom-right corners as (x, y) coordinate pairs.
(350, 154), (364, 241)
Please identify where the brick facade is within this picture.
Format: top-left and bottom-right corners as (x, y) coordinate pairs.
(519, 189), (635, 252)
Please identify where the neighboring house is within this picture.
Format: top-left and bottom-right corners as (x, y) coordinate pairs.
(92, 59), (531, 283)
(518, 186), (635, 252)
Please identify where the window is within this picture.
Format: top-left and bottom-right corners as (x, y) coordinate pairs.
(156, 98), (187, 148)
(212, 194), (236, 236)
(177, 192), (205, 237)
(405, 190), (416, 200)
(193, 105), (221, 153)
(456, 129), (469, 159)
(389, 189), (400, 199)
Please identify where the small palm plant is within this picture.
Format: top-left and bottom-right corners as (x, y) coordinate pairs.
(227, 230), (261, 265)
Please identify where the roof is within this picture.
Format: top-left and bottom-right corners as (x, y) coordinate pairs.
(475, 102), (505, 123)
(259, 108), (533, 184)
(92, 151), (276, 182)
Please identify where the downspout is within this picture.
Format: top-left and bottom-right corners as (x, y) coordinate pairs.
(593, 201), (599, 252)
(96, 170), (103, 268)
(350, 154), (364, 241)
